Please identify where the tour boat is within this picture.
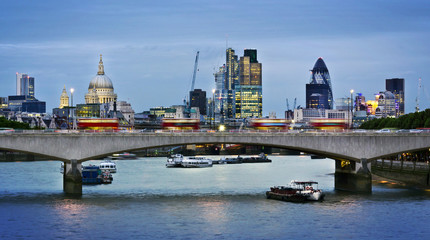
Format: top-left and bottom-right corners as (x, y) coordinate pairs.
(82, 165), (113, 184)
(181, 156), (213, 168)
(266, 181), (324, 202)
(99, 160), (117, 173)
(166, 154), (184, 168)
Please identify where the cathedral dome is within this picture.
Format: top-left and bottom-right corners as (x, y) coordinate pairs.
(88, 54), (113, 89)
(85, 54), (117, 104)
(89, 74), (113, 89)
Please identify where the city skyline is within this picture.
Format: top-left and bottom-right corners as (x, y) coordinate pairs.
(1, 1), (430, 116)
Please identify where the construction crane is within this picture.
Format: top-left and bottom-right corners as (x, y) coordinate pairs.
(286, 98), (290, 111)
(293, 98), (297, 110)
(416, 77), (422, 112)
(190, 51), (200, 92)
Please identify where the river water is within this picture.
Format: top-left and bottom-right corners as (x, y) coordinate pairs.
(1, 155), (430, 239)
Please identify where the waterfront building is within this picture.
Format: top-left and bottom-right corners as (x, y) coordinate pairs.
(0, 97), (7, 109)
(235, 49), (262, 118)
(190, 89), (207, 115)
(366, 99), (378, 115)
(16, 73), (35, 99)
(109, 101), (135, 126)
(355, 93), (366, 111)
(84, 54), (117, 104)
(150, 107), (172, 119)
(375, 91), (396, 118)
(76, 104), (101, 118)
(8, 95), (45, 113)
(386, 78), (405, 116)
(59, 86), (69, 109)
(294, 108), (349, 123)
(306, 58), (333, 109)
(335, 98), (351, 111)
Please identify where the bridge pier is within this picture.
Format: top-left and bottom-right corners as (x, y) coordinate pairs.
(335, 158), (372, 193)
(63, 159), (82, 195)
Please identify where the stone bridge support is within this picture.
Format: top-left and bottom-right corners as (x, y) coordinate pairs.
(63, 160), (82, 195)
(335, 158), (372, 193)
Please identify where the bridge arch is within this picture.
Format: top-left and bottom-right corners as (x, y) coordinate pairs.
(0, 132), (430, 163)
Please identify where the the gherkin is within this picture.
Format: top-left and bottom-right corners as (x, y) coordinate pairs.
(306, 58), (333, 109)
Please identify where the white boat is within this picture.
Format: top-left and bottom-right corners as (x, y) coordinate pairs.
(99, 160), (117, 173)
(181, 156), (213, 168)
(166, 154), (184, 168)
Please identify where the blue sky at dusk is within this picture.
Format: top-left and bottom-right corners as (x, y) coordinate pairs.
(1, 0), (430, 115)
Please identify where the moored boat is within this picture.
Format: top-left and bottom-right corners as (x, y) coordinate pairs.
(181, 156), (213, 168)
(266, 181), (324, 202)
(166, 154), (184, 168)
(82, 165), (113, 184)
(99, 160), (117, 173)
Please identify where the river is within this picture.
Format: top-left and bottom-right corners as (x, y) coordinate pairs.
(1, 155), (430, 239)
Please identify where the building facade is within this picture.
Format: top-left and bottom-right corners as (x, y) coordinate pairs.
(189, 89), (207, 115)
(16, 73), (35, 99)
(306, 58), (333, 109)
(225, 48), (238, 118)
(385, 78), (404, 116)
(235, 49), (262, 118)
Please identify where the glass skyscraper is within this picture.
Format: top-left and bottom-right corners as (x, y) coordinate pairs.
(306, 58), (333, 109)
(16, 73), (35, 99)
(225, 48), (238, 118)
(235, 49), (262, 118)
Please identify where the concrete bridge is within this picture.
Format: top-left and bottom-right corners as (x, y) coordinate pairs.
(1, 131), (429, 194)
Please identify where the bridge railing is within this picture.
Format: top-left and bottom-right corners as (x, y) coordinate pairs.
(2, 128), (428, 135)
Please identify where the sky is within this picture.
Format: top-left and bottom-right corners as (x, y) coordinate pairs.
(1, 0), (430, 116)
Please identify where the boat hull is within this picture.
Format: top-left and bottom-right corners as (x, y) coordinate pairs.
(266, 191), (324, 202)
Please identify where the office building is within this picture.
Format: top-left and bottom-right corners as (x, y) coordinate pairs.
(306, 58), (333, 109)
(386, 78), (404, 116)
(225, 48), (238, 118)
(376, 91), (396, 118)
(16, 73), (35, 99)
(214, 66), (227, 122)
(190, 89), (207, 115)
(235, 49), (262, 118)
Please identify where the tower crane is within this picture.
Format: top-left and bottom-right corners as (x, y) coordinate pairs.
(190, 51), (199, 92)
(286, 98), (290, 111)
(293, 98), (297, 110)
(185, 51), (199, 110)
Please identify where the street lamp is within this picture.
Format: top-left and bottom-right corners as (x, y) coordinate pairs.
(70, 88), (74, 129)
(350, 89), (354, 129)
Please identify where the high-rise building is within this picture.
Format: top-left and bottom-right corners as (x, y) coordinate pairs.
(190, 89), (207, 115)
(306, 58), (333, 109)
(225, 48), (238, 118)
(16, 73), (35, 99)
(235, 49), (262, 118)
(385, 78), (404, 116)
(214, 66), (226, 122)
